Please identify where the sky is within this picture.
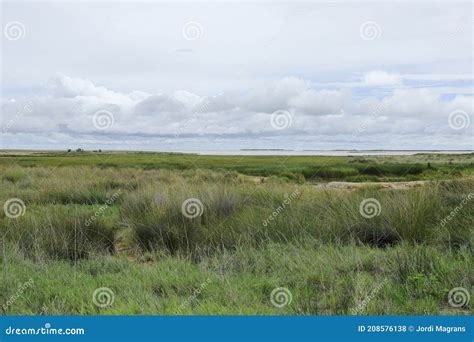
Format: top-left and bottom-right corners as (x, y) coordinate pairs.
(0, 0), (473, 151)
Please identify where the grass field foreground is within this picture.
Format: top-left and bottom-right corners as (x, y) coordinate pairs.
(0, 152), (473, 315)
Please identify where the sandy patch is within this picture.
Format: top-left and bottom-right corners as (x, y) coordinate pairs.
(315, 180), (427, 190)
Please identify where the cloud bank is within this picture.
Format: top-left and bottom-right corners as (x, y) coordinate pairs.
(1, 73), (472, 150)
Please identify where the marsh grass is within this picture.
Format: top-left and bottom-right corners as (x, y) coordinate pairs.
(0, 159), (472, 315)
(0, 240), (471, 315)
(1, 152), (473, 181)
(2, 205), (115, 261)
(1, 166), (472, 257)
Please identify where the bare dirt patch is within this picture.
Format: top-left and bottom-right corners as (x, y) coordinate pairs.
(315, 180), (428, 190)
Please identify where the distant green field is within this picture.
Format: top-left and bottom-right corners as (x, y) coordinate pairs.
(0, 152), (472, 315)
(1, 151), (473, 182)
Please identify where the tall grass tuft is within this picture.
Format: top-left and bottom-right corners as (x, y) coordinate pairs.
(1, 205), (114, 261)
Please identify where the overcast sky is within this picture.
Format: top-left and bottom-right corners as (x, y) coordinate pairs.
(1, 1), (472, 151)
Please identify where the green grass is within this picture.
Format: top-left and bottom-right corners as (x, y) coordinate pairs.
(0, 152), (473, 315)
(1, 150), (473, 181)
(1, 242), (472, 315)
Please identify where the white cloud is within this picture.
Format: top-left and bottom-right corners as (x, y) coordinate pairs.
(289, 89), (348, 116)
(364, 71), (402, 86)
(1, 74), (472, 151)
(242, 77), (310, 113)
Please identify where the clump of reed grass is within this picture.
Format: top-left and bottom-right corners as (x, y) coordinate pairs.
(120, 184), (245, 255)
(1, 205), (114, 261)
(2, 167), (29, 184)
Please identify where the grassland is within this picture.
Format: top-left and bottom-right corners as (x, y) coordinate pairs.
(0, 151), (473, 315)
(2, 150), (473, 182)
